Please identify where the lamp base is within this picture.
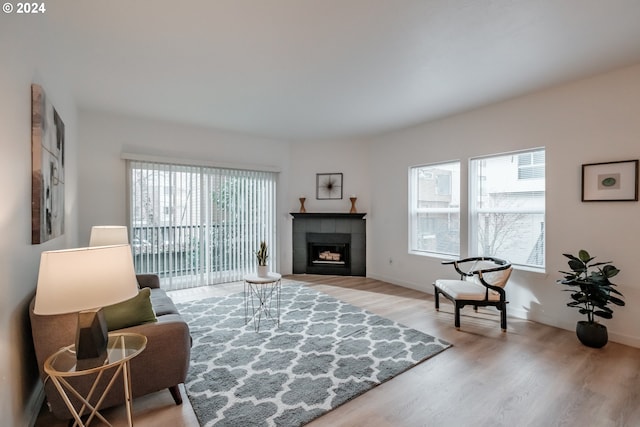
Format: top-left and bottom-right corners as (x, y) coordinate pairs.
(76, 308), (108, 366)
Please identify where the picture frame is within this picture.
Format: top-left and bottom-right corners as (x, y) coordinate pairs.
(316, 173), (343, 200)
(582, 160), (638, 202)
(32, 84), (65, 244)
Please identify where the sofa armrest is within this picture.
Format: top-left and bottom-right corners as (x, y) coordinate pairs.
(136, 274), (160, 289)
(123, 317), (191, 393)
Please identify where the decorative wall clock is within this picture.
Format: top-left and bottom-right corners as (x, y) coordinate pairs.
(316, 173), (343, 200)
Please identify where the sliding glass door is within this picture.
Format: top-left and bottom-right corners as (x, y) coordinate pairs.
(128, 160), (277, 290)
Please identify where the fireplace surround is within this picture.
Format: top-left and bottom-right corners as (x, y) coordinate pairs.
(291, 213), (366, 276)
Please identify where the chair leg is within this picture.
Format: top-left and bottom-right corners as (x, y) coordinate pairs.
(434, 286), (440, 311)
(454, 303), (461, 329)
(500, 304), (507, 332)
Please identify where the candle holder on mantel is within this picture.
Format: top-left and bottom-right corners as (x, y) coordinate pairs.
(299, 197), (307, 213)
(349, 197), (357, 214)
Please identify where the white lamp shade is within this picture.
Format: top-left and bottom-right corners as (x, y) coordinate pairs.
(89, 226), (129, 246)
(34, 244), (139, 315)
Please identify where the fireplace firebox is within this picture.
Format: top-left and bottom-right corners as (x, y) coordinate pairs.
(307, 233), (351, 275)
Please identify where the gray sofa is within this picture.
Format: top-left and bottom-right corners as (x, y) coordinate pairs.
(29, 274), (191, 420)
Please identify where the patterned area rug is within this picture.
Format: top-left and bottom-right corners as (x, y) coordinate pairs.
(177, 282), (451, 427)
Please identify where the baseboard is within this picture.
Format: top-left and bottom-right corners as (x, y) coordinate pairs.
(367, 273), (432, 294)
(26, 382), (45, 427)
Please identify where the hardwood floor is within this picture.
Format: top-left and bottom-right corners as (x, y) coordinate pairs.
(35, 275), (640, 426)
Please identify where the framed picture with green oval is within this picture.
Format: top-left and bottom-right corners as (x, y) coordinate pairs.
(582, 159), (639, 202)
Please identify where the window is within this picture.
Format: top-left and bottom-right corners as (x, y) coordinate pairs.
(409, 161), (460, 256)
(469, 148), (545, 269)
(128, 161), (277, 290)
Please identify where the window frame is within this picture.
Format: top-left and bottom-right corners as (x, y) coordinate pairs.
(468, 148), (546, 271)
(409, 160), (461, 258)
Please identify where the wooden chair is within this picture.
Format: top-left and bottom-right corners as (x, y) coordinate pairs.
(433, 257), (512, 331)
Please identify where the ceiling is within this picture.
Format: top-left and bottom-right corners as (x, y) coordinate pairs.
(46, 0), (640, 141)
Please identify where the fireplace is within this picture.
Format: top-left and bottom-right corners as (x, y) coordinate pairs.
(306, 233), (351, 275)
(291, 212), (366, 276)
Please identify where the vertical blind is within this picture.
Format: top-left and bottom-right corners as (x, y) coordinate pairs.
(127, 160), (277, 290)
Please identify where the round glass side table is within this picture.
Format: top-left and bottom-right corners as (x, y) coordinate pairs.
(44, 332), (147, 427)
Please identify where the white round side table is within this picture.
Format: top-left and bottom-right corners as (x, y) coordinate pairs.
(243, 272), (282, 331)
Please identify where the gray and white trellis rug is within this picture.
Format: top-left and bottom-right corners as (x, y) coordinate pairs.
(177, 281), (451, 427)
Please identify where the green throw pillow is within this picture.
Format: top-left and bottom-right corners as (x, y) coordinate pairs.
(102, 287), (157, 331)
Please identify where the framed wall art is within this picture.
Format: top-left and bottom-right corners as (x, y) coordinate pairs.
(316, 173), (343, 200)
(582, 159), (638, 202)
(32, 84), (65, 244)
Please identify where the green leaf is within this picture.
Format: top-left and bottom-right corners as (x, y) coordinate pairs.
(603, 265), (620, 278)
(568, 259), (586, 272)
(609, 287), (623, 296)
(570, 294), (587, 303)
(578, 250), (591, 262)
(609, 296), (625, 306)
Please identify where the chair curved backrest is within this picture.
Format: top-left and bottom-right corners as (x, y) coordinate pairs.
(449, 256), (512, 292)
(469, 260), (512, 289)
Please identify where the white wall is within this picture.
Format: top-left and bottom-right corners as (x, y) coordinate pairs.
(77, 110), (293, 271)
(288, 140), (370, 214)
(367, 63), (640, 347)
(0, 14), (78, 427)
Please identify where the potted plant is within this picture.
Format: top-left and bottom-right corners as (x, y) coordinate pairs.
(558, 249), (625, 348)
(256, 241), (269, 277)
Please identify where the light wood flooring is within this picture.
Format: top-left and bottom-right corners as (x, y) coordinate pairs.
(35, 275), (640, 426)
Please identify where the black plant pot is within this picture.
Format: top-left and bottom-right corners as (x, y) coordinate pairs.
(576, 321), (608, 348)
